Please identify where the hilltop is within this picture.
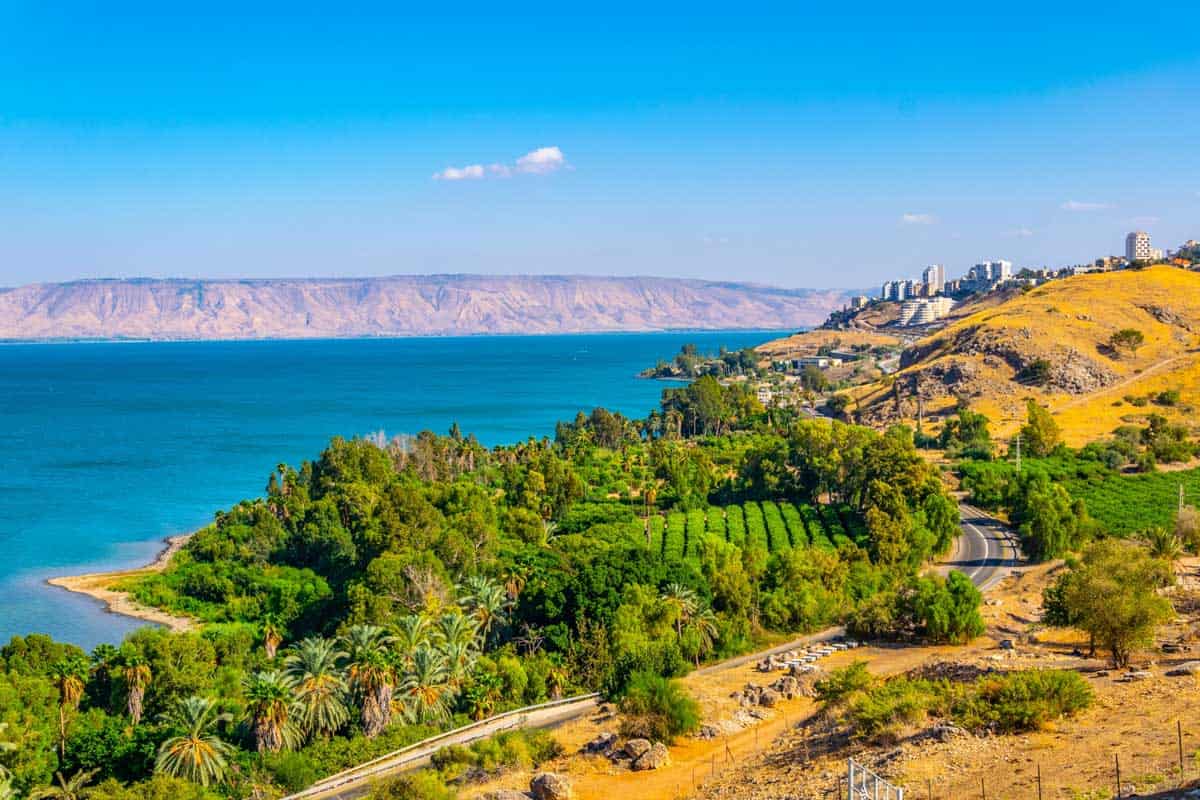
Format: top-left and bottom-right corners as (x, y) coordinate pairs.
(848, 265), (1200, 444)
(0, 275), (849, 341)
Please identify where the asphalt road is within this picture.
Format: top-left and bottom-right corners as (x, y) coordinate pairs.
(943, 503), (1022, 591)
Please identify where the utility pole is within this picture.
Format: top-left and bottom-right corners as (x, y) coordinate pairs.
(1180, 483), (1186, 513)
(1014, 435), (1022, 474)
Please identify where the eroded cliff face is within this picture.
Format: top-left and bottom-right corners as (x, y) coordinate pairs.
(0, 276), (847, 340)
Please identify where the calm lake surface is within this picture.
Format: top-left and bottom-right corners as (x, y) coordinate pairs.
(0, 331), (780, 648)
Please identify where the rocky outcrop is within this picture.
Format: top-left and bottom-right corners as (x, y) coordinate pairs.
(530, 772), (573, 800)
(0, 276), (849, 341)
(631, 741), (671, 771)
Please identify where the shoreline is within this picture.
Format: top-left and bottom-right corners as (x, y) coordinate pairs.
(46, 533), (198, 633)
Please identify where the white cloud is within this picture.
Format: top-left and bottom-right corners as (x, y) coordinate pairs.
(433, 146), (568, 181)
(1006, 227), (1035, 238)
(1130, 215), (1160, 226)
(432, 164), (486, 181)
(901, 213), (937, 225)
(515, 146), (566, 175)
(1060, 200), (1112, 211)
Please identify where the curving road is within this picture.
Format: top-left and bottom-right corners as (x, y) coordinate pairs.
(941, 503), (1022, 591)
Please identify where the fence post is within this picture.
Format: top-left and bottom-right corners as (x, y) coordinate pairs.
(980, 776), (986, 800)
(1036, 763), (1042, 800)
(1115, 754), (1122, 799)
(1180, 719), (1186, 785)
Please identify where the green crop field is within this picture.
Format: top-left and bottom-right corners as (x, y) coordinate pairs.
(648, 514), (666, 556)
(760, 500), (791, 550)
(686, 509), (707, 559)
(1067, 466), (1200, 536)
(665, 511), (687, 560)
(743, 501), (768, 551)
(706, 506), (726, 542)
(779, 502), (809, 547)
(726, 504), (746, 546)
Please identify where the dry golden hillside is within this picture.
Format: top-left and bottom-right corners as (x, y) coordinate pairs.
(850, 266), (1200, 445)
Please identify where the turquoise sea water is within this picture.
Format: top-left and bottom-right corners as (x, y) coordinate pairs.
(0, 331), (779, 648)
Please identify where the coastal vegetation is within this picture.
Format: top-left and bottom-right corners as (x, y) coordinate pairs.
(0, 379), (966, 800)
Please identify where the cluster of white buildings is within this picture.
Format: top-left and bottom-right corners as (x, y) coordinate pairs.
(898, 296), (956, 326)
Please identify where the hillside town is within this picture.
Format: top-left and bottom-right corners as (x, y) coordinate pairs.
(840, 230), (1200, 328)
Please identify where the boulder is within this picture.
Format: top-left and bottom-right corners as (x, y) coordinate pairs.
(530, 773), (573, 800)
(485, 792), (531, 800)
(584, 732), (618, 753)
(757, 687), (781, 707)
(623, 738), (652, 759)
(771, 675), (801, 699)
(632, 742), (671, 771)
(1166, 661), (1200, 677)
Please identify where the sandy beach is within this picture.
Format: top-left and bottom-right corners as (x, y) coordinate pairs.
(46, 533), (198, 633)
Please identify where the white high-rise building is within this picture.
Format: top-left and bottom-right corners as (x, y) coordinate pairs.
(987, 260), (1012, 281)
(1126, 231), (1153, 262)
(922, 264), (945, 294)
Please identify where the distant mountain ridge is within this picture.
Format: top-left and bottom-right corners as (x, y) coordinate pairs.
(0, 275), (849, 341)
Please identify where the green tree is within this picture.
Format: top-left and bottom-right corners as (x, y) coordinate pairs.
(1109, 328), (1145, 358)
(1019, 399), (1061, 458)
(1053, 540), (1173, 667)
(154, 697), (233, 786)
(909, 571), (984, 644)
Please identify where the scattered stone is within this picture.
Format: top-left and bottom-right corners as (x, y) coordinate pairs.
(1166, 661), (1200, 676)
(998, 639), (1015, 650)
(758, 687), (781, 707)
(770, 675), (802, 699)
(583, 732), (617, 753)
(623, 738), (652, 760)
(697, 724), (722, 740)
(485, 791), (531, 800)
(1117, 670), (1153, 683)
(632, 742), (671, 771)
(530, 773), (573, 800)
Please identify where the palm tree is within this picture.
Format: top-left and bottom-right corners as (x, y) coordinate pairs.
(121, 653), (152, 726)
(342, 625), (395, 738)
(283, 637), (349, 739)
(439, 640), (476, 688)
(436, 611), (480, 651)
(261, 614), (284, 660)
(30, 770), (97, 800)
(500, 568), (527, 603)
(398, 646), (451, 724)
(88, 644), (120, 702)
(660, 583), (699, 637)
(460, 577), (510, 645)
(242, 671), (297, 753)
(546, 663), (567, 700)
(48, 657), (88, 757)
(1143, 526), (1183, 565)
(393, 614), (434, 668)
(155, 696), (234, 786)
(684, 607), (720, 666)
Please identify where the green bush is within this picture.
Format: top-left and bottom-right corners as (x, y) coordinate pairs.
(705, 506), (726, 542)
(760, 501), (790, 551)
(743, 502), (768, 552)
(618, 671), (701, 743)
(814, 661), (874, 704)
(952, 670), (1093, 733)
(779, 502), (809, 547)
(369, 771), (455, 800)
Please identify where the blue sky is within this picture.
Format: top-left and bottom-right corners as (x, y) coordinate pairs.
(1, 2), (1198, 289)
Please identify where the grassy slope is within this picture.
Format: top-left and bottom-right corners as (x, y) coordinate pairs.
(853, 266), (1200, 445)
